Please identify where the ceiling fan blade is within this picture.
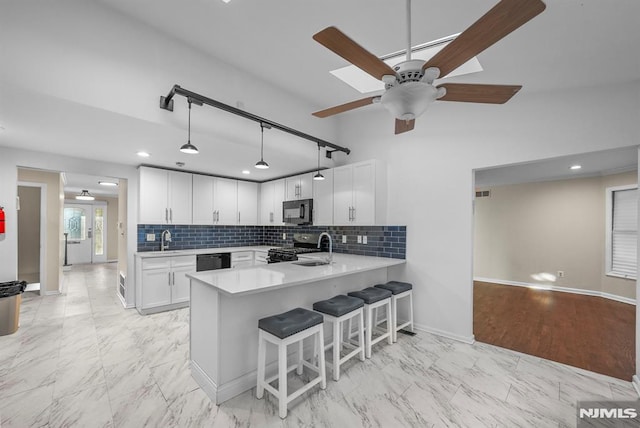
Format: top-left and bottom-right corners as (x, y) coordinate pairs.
(312, 96), (378, 118)
(395, 119), (415, 135)
(423, 0), (546, 78)
(436, 83), (522, 104)
(313, 26), (397, 81)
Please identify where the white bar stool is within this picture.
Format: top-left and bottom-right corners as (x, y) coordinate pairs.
(375, 281), (414, 342)
(312, 295), (365, 381)
(347, 287), (393, 358)
(256, 308), (326, 419)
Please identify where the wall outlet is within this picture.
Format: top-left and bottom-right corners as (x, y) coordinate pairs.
(146, 233), (155, 242)
(342, 235), (347, 244)
(363, 235), (368, 245)
(357, 235), (362, 244)
(557, 270), (564, 278)
(282, 233), (286, 240)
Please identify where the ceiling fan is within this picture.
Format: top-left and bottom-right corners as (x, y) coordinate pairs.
(312, 0), (546, 134)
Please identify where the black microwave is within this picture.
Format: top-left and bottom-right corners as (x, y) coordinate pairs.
(283, 199), (313, 225)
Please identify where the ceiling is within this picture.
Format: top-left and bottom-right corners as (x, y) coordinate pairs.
(63, 173), (120, 198)
(1, 0), (639, 191)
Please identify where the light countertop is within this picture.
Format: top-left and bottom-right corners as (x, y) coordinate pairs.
(187, 253), (405, 296)
(135, 246), (273, 258)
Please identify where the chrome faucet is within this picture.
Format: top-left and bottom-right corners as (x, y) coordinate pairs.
(161, 229), (172, 251)
(317, 232), (333, 264)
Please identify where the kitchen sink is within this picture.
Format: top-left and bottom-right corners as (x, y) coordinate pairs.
(293, 260), (331, 267)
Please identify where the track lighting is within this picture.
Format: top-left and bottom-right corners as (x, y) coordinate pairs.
(180, 99), (199, 154)
(255, 123), (270, 169)
(313, 144), (325, 181)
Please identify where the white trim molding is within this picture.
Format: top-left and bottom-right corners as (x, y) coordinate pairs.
(474, 277), (635, 305)
(414, 323), (475, 344)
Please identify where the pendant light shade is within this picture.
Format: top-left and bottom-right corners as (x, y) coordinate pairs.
(75, 190), (95, 201)
(313, 145), (325, 181)
(180, 100), (199, 154)
(255, 123), (269, 169)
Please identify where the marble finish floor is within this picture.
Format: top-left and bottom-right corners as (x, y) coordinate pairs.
(0, 263), (637, 427)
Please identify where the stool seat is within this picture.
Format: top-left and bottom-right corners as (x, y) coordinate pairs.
(313, 295), (364, 317)
(375, 281), (412, 295)
(259, 308), (323, 339)
(348, 287), (392, 304)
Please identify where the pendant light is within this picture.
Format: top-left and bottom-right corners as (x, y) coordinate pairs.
(180, 99), (199, 154)
(75, 190), (95, 201)
(255, 123), (269, 169)
(313, 144), (325, 181)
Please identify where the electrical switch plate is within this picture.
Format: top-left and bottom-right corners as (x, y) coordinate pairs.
(146, 233), (155, 242)
(363, 236), (368, 245)
(282, 233), (286, 240)
(557, 270), (564, 278)
(342, 235), (347, 244)
(357, 235), (362, 243)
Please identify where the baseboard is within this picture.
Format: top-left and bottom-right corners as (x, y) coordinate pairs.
(632, 375), (640, 397)
(414, 323), (475, 344)
(40, 289), (61, 296)
(474, 277), (636, 306)
(190, 360), (218, 403)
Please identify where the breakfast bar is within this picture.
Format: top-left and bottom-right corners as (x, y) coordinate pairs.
(187, 253), (405, 404)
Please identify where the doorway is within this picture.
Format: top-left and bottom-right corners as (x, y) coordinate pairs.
(63, 202), (108, 265)
(17, 183), (46, 293)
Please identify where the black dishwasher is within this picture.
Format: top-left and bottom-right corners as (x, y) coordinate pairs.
(196, 253), (231, 272)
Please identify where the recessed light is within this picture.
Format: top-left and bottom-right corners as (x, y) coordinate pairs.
(242, 170), (251, 175)
(570, 165), (582, 170)
(137, 151), (150, 158)
(99, 181), (118, 187)
(221, 0), (231, 3)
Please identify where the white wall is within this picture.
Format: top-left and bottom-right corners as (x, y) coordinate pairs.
(337, 81), (640, 342)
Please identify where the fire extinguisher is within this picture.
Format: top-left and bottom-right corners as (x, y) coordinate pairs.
(0, 206), (5, 234)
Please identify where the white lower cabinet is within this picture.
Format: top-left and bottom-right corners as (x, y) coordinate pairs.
(136, 255), (196, 314)
(254, 250), (268, 265)
(232, 251), (254, 269)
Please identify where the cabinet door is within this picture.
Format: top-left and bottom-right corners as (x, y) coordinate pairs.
(192, 175), (215, 225)
(352, 161), (376, 225)
(313, 169), (333, 226)
(171, 265), (194, 304)
(273, 179), (286, 224)
(285, 176), (299, 200)
(214, 178), (238, 224)
(168, 171), (193, 224)
(237, 181), (258, 225)
(259, 181), (274, 225)
(140, 268), (172, 308)
(298, 173), (314, 199)
(139, 167), (168, 224)
(332, 165), (353, 225)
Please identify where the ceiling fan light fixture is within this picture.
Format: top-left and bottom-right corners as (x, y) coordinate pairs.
(380, 82), (438, 120)
(75, 189), (95, 201)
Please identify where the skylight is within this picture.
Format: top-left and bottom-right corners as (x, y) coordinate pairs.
(330, 33), (484, 94)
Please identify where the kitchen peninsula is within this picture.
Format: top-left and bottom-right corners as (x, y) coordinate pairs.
(187, 253), (405, 404)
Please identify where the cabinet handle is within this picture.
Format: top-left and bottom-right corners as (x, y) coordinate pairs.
(165, 208), (168, 223)
(172, 272), (175, 285)
(348, 207), (352, 221)
(168, 272), (171, 286)
(170, 208), (173, 223)
(270, 212), (273, 223)
(238, 211), (241, 223)
(352, 207), (355, 222)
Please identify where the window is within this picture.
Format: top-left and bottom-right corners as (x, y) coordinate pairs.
(606, 185), (638, 279)
(63, 207), (87, 240)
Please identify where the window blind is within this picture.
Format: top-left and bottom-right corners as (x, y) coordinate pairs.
(611, 188), (637, 278)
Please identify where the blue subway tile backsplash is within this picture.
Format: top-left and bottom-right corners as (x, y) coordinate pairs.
(137, 224), (406, 259)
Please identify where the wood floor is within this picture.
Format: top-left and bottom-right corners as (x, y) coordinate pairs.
(473, 281), (636, 380)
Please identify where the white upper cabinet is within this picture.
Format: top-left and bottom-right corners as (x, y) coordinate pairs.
(192, 175), (215, 224)
(312, 169), (333, 226)
(139, 166), (192, 224)
(260, 179), (285, 225)
(285, 173), (313, 200)
(214, 177), (238, 225)
(237, 181), (258, 225)
(332, 160), (382, 225)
